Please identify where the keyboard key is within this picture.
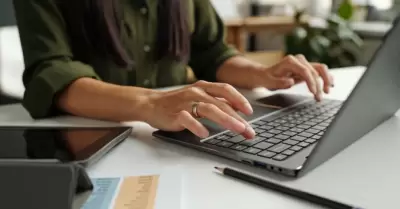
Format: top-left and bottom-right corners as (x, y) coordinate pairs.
(309, 118), (319, 122)
(273, 154), (288, 161)
(297, 124), (311, 129)
(259, 132), (274, 138)
(267, 122), (280, 126)
(275, 134), (290, 140)
(290, 146), (302, 151)
(313, 125), (326, 130)
(243, 147), (262, 154)
(251, 124), (259, 129)
(216, 135), (230, 140)
(225, 131), (238, 137)
(298, 132), (313, 138)
(282, 149), (295, 156)
(276, 126), (290, 131)
(230, 144), (248, 151)
(306, 128), (320, 134)
(290, 128), (304, 133)
(266, 138), (282, 144)
(253, 120), (266, 126)
(226, 135), (246, 143)
(268, 144), (291, 153)
(282, 131), (297, 136)
(318, 131), (325, 135)
(293, 120), (305, 124)
(205, 138), (221, 145)
(268, 129), (282, 134)
(240, 136), (265, 146)
(298, 142), (310, 147)
(254, 142), (274, 150)
(259, 125), (273, 130)
(304, 121), (318, 126)
(305, 139), (317, 144)
(258, 151), (277, 158)
(283, 139), (298, 145)
(286, 123), (297, 128)
(275, 119), (287, 124)
(312, 135), (322, 140)
(217, 141), (233, 147)
(311, 119), (324, 123)
(291, 135), (307, 141)
(254, 128), (266, 134)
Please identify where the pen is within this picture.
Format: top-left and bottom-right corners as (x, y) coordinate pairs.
(214, 167), (364, 209)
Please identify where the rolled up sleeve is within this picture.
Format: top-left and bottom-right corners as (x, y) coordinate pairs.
(188, 0), (240, 82)
(13, 0), (100, 118)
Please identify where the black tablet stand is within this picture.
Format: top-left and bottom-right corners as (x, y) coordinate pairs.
(0, 160), (93, 209)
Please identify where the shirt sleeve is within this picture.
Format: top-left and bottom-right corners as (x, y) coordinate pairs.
(188, 0), (240, 82)
(13, 0), (101, 118)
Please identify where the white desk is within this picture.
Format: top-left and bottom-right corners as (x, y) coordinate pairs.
(0, 66), (399, 209)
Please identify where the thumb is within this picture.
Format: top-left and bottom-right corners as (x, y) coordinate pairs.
(266, 77), (295, 90)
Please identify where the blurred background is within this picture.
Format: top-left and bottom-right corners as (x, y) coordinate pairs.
(0, 0), (398, 105)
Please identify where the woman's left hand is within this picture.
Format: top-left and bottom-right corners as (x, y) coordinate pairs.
(258, 55), (335, 101)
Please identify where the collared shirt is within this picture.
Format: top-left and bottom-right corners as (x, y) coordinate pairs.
(13, 0), (239, 118)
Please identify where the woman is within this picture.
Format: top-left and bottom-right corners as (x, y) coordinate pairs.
(13, 0), (333, 139)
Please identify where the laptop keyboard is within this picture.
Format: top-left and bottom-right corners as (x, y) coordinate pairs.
(204, 100), (343, 161)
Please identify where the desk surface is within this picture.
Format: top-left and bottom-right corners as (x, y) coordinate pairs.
(0, 66), (399, 209)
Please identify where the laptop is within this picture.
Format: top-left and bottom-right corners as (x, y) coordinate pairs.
(153, 17), (400, 177)
(0, 126), (132, 167)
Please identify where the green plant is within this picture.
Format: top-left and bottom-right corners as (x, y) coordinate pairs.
(285, 10), (363, 68)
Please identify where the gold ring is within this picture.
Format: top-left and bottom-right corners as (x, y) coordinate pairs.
(192, 102), (201, 118)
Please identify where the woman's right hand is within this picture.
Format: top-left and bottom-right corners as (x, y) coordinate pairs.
(144, 81), (256, 139)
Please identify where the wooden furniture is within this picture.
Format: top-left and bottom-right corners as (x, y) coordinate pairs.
(224, 16), (305, 52)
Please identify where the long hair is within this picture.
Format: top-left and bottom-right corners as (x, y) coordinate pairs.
(58, 0), (190, 68)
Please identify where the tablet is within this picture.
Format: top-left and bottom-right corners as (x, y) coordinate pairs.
(0, 126), (132, 166)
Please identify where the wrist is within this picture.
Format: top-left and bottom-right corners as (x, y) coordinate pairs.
(125, 87), (161, 122)
(249, 65), (267, 88)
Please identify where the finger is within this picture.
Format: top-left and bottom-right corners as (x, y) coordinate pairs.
(195, 81), (253, 115)
(212, 99), (255, 139)
(280, 55), (317, 96)
(183, 87), (254, 138)
(177, 111), (209, 138)
(266, 76), (296, 90)
(295, 55), (322, 101)
(196, 102), (251, 137)
(311, 63), (333, 94)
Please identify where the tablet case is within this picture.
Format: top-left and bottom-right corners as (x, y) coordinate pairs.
(0, 160), (93, 209)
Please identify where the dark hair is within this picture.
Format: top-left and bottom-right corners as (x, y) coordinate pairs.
(58, 0), (190, 68)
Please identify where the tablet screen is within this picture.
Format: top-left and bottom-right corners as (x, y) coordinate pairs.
(0, 127), (130, 162)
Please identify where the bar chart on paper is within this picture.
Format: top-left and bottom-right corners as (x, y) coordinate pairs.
(81, 169), (182, 209)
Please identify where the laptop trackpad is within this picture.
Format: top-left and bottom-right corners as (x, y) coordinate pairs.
(254, 93), (309, 109)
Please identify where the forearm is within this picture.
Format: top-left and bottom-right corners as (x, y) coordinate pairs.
(57, 78), (156, 122)
(216, 56), (265, 89)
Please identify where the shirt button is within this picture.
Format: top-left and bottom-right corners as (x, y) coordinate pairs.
(143, 79), (150, 86)
(144, 45), (151, 52)
(140, 7), (148, 15)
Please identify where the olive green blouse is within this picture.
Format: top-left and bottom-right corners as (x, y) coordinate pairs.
(13, 0), (239, 118)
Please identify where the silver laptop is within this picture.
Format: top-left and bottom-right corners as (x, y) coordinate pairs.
(153, 17), (400, 177)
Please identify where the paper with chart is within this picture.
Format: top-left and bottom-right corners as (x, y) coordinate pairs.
(81, 168), (182, 209)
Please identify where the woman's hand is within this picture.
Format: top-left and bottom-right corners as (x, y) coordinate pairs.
(144, 81), (256, 139)
(257, 55), (335, 101)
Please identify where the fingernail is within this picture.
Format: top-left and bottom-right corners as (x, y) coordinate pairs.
(231, 119), (246, 132)
(244, 103), (253, 115)
(246, 126), (256, 138)
(200, 130), (209, 138)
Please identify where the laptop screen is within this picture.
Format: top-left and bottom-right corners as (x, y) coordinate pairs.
(0, 127), (129, 162)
